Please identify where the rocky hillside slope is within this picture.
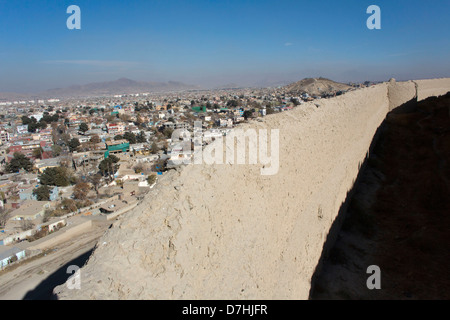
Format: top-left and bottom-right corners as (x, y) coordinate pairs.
(284, 77), (352, 96)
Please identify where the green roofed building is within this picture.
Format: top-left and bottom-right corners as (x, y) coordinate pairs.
(104, 139), (130, 158)
(192, 106), (206, 112)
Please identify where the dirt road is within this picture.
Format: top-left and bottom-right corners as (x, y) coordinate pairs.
(0, 221), (110, 300)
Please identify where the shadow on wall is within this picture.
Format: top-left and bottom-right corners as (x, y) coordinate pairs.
(309, 92), (450, 299)
(308, 96), (418, 299)
(22, 248), (94, 300)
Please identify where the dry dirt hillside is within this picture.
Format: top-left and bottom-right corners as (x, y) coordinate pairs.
(284, 77), (352, 96)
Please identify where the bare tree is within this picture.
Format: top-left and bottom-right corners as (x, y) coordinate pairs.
(89, 173), (102, 195)
(20, 219), (34, 231)
(0, 209), (10, 228)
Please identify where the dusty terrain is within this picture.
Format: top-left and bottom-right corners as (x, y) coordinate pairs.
(311, 93), (450, 299)
(0, 221), (111, 300)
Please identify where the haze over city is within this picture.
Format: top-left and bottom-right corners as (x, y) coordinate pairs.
(1, 0), (450, 93)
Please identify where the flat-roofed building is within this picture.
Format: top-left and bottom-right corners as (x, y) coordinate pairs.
(8, 200), (50, 221)
(104, 139), (130, 158)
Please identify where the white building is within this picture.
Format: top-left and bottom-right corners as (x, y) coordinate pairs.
(17, 125), (28, 134)
(31, 113), (44, 122)
(0, 131), (10, 142)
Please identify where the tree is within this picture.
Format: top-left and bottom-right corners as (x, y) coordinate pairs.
(5, 153), (33, 173)
(21, 115), (33, 125)
(133, 163), (144, 174)
(106, 114), (117, 122)
(20, 220), (34, 231)
(52, 145), (62, 157)
(120, 114), (132, 122)
(39, 120), (48, 130)
(136, 131), (147, 143)
(60, 198), (78, 213)
(73, 182), (90, 200)
(162, 128), (173, 139)
(152, 159), (166, 173)
(61, 133), (71, 145)
(33, 185), (51, 201)
(107, 154), (120, 163)
(79, 122), (89, 133)
(114, 135), (123, 141)
(0, 209), (10, 228)
(243, 110), (253, 120)
(68, 138), (80, 152)
(99, 155), (120, 181)
(88, 173), (102, 195)
(150, 142), (159, 154)
(227, 100), (240, 108)
(90, 134), (101, 144)
(123, 132), (137, 144)
(147, 174), (156, 186)
(39, 167), (73, 187)
(32, 147), (44, 159)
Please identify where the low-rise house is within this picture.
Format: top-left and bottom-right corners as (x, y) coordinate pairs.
(18, 184), (36, 200)
(72, 152), (103, 168)
(19, 185), (58, 201)
(34, 157), (61, 173)
(0, 131), (10, 142)
(134, 154), (159, 163)
(44, 218), (66, 233)
(217, 118), (233, 127)
(0, 246), (27, 269)
(78, 136), (90, 143)
(16, 125), (28, 135)
(106, 123), (125, 135)
(129, 143), (146, 154)
(8, 200), (50, 221)
(104, 139), (130, 158)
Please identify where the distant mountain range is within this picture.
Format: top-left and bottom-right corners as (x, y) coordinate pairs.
(0, 78), (199, 100)
(284, 77), (352, 96)
(0, 77), (355, 101)
(44, 78), (199, 98)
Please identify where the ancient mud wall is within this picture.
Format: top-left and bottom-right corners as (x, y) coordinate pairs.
(415, 78), (450, 101)
(55, 78), (450, 300)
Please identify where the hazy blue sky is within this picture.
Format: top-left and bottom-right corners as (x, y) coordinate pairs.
(0, 0), (449, 92)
